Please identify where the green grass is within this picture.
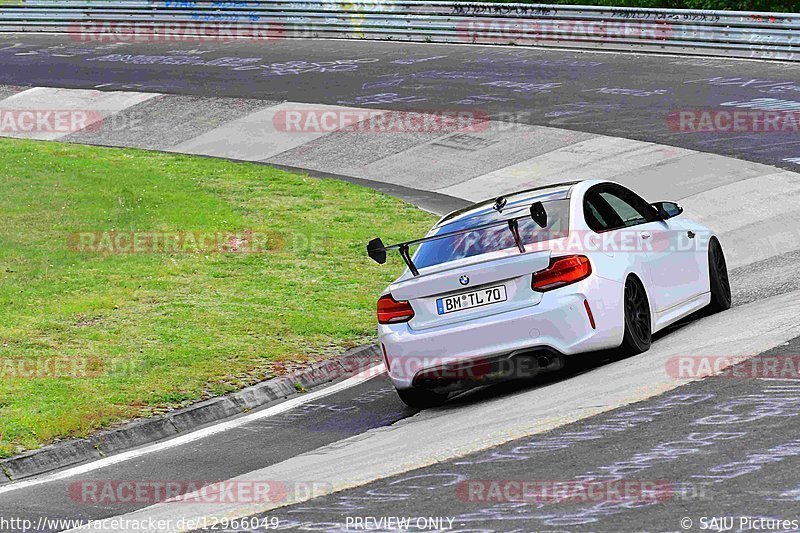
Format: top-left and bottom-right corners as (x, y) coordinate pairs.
(0, 139), (437, 458)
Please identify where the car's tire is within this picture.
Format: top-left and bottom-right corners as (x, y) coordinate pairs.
(706, 237), (732, 313)
(396, 387), (448, 409)
(620, 276), (652, 356)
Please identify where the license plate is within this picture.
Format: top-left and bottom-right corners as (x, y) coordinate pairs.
(436, 285), (508, 315)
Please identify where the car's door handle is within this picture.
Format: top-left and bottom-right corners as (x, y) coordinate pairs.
(687, 231), (696, 239)
(641, 232), (651, 240)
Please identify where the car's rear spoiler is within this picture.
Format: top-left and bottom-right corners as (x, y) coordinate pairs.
(367, 200), (548, 277)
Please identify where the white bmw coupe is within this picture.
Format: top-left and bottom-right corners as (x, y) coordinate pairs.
(367, 180), (731, 408)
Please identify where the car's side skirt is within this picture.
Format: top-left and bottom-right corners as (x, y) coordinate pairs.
(653, 292), (711, 333)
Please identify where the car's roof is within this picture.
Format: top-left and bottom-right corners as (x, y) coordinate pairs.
(435, 181), (579, 230)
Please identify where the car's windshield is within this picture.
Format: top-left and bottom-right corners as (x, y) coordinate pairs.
(412, 197), (571, 270)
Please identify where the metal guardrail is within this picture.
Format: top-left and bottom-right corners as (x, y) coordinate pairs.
(0, 1), (797, 62)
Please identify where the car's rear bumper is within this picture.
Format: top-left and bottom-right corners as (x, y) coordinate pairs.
(409, 346), (566, 392)
(379, 277), (623, 390)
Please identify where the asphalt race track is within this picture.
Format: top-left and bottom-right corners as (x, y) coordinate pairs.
(2, 36), (800, 170)
(1, 34), (800, 533)
(0, 372), (408, 528)
(256, 343), (800, 533)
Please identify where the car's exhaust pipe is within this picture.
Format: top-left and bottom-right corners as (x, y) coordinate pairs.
(537, 355), (552, 368)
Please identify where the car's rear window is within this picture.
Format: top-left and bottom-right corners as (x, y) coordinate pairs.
(412, 197), (571, 270)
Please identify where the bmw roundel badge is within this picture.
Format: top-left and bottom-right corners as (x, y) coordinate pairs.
(459, 275), (470, 286)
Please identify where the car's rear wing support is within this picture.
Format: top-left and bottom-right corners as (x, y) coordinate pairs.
(398, 244), (418, 276)
(507, 219), (524, 253)
(367, 201), (547, 277)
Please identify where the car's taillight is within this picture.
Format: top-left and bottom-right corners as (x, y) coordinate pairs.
(377, 294), (415, 324)
(533, 255), (592, 292)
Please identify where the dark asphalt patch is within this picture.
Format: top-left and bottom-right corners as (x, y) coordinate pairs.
(64, 94), (277, 151)
(0, 84), (27, 100)
(266, 127), (447, 176)
(731, 248), (800, 307)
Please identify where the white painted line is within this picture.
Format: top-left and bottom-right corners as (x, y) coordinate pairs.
(0, 364), (385, 495)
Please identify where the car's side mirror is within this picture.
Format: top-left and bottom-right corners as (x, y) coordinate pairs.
(652, 201), (683, 220)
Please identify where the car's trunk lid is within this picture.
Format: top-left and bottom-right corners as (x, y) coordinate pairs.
(389, 250), (551, 330)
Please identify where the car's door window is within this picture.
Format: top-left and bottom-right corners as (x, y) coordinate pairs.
(597, 185), (656, 229)
(584, 193), (619, 232)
